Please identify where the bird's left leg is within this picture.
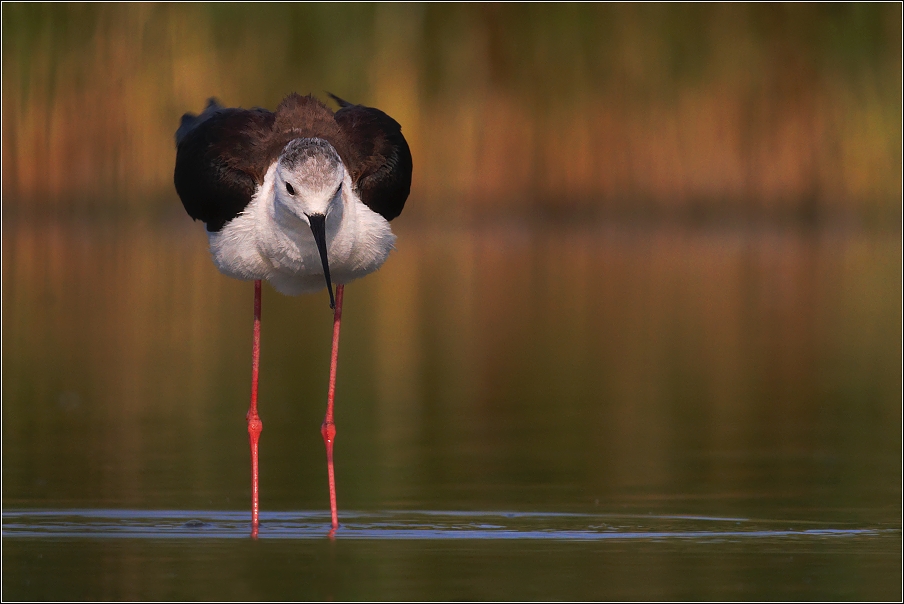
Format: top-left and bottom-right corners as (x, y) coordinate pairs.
(321, 284), (344, 533)
(247, 280), (263, 538)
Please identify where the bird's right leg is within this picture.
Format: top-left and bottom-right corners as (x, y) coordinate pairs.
(247, 279), (263, 538)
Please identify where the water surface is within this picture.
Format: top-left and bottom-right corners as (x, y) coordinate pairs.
(4, 509), (900, 600)
(3, 218), (900, 600)
(6, 508), (890, 541)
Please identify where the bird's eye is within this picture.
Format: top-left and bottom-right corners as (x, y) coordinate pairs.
(286, 182), (295, 195)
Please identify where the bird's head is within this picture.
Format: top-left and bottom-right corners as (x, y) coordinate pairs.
(275, 137), (346, 308)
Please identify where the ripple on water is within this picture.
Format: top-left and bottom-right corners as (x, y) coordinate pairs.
(1, 509), (894, 542)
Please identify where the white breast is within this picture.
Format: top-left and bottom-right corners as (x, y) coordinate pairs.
(207, 163), (396, 296)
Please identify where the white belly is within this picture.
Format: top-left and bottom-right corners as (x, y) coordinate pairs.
(206, 169), (396, 296)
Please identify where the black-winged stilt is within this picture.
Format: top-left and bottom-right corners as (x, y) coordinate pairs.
(173, 93), (412, 536)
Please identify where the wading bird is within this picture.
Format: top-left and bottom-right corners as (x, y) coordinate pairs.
(174, 93), (412, 536)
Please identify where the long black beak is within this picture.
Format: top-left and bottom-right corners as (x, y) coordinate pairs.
(307, 213), (335, 309)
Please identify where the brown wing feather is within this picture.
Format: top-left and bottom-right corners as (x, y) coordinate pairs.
(174, 101), (276, 232)
(328, 94), (412, 221)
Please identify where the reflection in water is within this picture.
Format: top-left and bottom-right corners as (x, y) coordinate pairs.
(374, 241), (423, 502)
(2, 218), (899, 521)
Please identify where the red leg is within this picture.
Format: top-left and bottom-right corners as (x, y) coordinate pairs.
(321, 283), (344, 533)
(247, 280), (263, 538)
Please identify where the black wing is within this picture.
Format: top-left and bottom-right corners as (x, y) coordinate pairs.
(328, 94), (412, 222)
(174, 99), (276, 232)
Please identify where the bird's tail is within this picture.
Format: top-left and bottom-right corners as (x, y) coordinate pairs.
(326, 92), (355, 109)
(175, 98), (223, 146)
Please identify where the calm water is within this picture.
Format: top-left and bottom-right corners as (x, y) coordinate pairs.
(4, 509), (899, 600)
(3, 4), (902, 601)
(2, 217), (901, 599)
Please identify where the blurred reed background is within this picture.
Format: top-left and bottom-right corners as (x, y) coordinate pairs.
(2, 3), (901, 521)
(3, 3), (900, 222)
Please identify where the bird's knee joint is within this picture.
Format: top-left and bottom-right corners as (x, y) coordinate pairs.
(247, 415), (263, 436)
(321, 421), (336, 443)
